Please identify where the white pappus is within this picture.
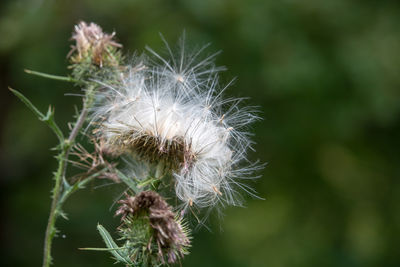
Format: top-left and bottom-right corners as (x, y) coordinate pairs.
(90, 35), (262, 213)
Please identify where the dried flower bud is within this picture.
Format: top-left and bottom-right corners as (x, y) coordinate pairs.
(69, 21), (122, 67)
(70, 137), (119, 182)
(116, 191), (191, 264)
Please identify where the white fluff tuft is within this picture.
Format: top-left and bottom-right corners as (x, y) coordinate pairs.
(91, 36), (261, 212)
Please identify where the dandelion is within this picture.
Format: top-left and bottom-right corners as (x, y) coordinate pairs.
(91, 36), (261, 213)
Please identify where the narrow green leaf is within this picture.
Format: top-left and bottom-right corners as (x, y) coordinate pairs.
(79, 247), (125, 251)
(97, 224), (132, 264)
(9, 87), (64, 143)
(24, 69), (78, 83)
(9, 87), (44, 120)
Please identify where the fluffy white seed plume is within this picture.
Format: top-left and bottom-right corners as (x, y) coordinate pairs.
(91, 35), (261, 212)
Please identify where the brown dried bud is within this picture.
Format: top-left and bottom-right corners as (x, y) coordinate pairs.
(70, 137), (119, 182)
(116, 191), (190, 263)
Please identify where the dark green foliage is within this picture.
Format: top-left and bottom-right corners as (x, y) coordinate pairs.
(1, 1), (400, 267)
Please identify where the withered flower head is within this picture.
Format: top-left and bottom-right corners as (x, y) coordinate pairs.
(116, 191), (191, 264)
(70, 137), (119, 182)
(69, 21), (122, 67)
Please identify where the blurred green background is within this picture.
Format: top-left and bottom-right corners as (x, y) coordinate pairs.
(1, 0), (400, 266)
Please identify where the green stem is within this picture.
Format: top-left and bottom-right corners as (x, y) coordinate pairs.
(137, 162), (165, 190)
(42, 146), (68, 267)
(58, 170), (106, 207)
(42, 85), (95, 267)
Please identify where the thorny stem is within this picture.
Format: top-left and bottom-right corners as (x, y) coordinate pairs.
(43, 148), (68, 267)
(42, 85), (95, 267)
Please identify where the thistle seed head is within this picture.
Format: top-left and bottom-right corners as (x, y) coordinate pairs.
(91, 36), (262, 212)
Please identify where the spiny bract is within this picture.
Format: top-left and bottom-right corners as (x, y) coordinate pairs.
(90, 36), (261, 212)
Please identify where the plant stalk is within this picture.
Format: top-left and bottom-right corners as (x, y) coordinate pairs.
(42, 85), (94, 267)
